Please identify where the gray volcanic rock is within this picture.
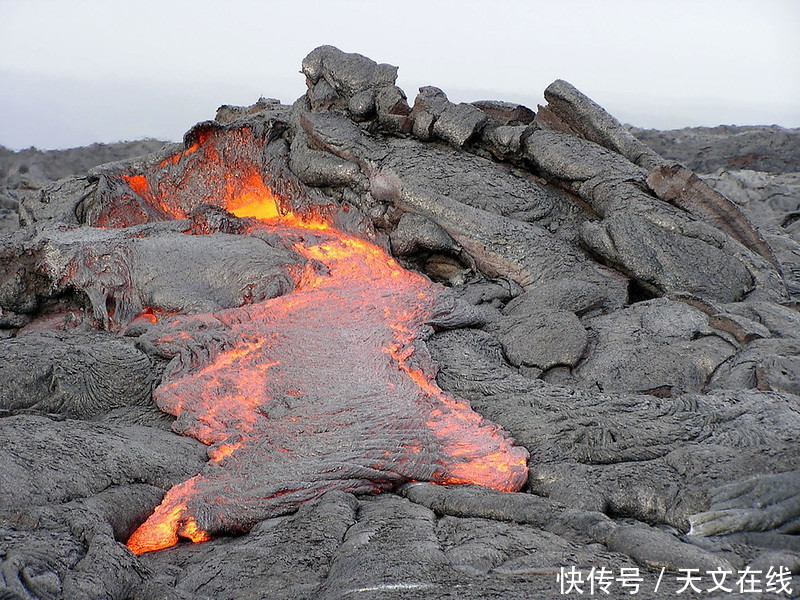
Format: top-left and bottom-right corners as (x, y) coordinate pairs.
(572, 298), (735, 395)
(701, 169), (800, 298)
(497, 308), (588, 372)
(427, 327), (799, 531)
(0, 415), (206, 508)
(703, 170), (800, 225)
(689, 470), (800, 536)
(139, 491), (359, 600)
(431, 102), (487, 147)
(1, 45), (799, 600)
(629, 125), (800, 174)
(535, 81), (785, 280)
(541, 79), (665, 172)
(410, 86), (490, 147)
(0, 141), (168, 186)
(0, 140), (167, 235)
(524, 128), (780, 303)
(0, 221), (302, 328)
(0, 331), (160, 418)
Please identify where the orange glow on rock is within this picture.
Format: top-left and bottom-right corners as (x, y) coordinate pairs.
(121, 174), (186, 221)
(95, 127), (277, 228)
(123, 174), (149, 198)
(225, 173), (281, 221)
(157, 141), (201, 168)
(123, 132), (528, 555)
(132, 311), (158, 325)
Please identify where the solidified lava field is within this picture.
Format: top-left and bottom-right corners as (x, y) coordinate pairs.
(0, 46), (799, 600)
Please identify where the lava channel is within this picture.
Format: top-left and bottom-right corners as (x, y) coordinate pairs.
(121, 155), (528, 554)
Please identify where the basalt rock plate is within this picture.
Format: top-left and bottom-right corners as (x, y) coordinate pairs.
(1, 46), (799, 600)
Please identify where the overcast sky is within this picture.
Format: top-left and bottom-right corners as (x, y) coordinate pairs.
(1, 0), (798, 150)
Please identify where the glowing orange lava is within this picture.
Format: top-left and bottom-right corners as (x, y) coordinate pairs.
(127, 477), (210, 554)
(121, 140), (528, 555)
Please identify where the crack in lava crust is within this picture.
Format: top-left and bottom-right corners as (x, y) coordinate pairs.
(125, 184), (529, 555)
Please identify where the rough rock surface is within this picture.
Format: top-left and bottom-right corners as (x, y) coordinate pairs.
(1, 46), (799, 599)
(631, 124), (800, 299)
(0, 140), (167, 235)
(630, 125), (800, 174)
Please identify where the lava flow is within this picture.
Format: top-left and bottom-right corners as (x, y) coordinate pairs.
(118, 134), (528, 555)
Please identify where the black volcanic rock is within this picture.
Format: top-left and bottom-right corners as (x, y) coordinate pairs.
(1, 46), (799, 600)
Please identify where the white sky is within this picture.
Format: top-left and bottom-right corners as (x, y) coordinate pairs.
(1, 0), (798, 150)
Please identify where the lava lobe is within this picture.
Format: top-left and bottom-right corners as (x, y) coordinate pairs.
(99, 127), (529, 554)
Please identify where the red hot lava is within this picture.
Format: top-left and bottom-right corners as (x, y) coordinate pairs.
(113, 130), (528, 554)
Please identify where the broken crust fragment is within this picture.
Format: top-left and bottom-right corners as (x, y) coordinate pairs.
(539, 78), (783, 286)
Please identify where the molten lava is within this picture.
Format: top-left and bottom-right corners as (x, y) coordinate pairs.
(117, 132), (528, 555)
